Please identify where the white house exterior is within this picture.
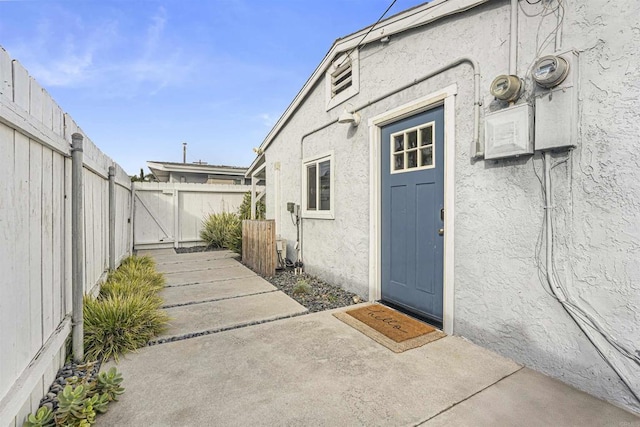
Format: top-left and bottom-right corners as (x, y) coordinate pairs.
(246, 0), (640, 414)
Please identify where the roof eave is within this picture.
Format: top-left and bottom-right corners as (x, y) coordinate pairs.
(249, 0), (489, 162)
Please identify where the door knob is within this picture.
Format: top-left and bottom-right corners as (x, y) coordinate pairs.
(438, 228), (444, 236)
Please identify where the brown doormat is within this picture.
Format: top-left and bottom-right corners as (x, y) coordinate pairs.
(333, 304), (445, 353)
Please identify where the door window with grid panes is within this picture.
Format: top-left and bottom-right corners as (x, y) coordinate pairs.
(390, 122), (435, 174)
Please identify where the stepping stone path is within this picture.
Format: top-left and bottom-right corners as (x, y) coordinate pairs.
(137, 249), (309, 344)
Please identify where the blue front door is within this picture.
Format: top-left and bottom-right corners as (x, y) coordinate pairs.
(381, 106), (444, 323)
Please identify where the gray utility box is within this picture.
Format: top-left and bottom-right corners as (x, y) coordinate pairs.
(484, 103), (534, 160)
(534, 50), (579, 151)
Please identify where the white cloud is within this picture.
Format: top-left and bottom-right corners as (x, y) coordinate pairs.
(259, 113), (277, 127)
(3, 5), (199, 98)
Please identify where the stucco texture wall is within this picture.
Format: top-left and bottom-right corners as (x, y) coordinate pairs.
(262, 0), (639, 413)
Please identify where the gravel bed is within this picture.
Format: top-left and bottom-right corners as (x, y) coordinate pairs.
(263, 269), (362, 312)
(39, 360), (102, 412)
(176, 246), (362, 312)
(174, 246), (226, 254)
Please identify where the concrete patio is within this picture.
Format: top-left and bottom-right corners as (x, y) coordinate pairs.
(98, 249), (640, 426)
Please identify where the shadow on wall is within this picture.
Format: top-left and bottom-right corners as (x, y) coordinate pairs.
(454, 316), (640, 413)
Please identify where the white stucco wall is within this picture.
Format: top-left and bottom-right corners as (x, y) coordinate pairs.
(262, 0), (640, 413)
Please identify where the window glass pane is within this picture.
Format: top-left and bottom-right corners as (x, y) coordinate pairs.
(307, 164), (317, 210)
(420, 146), (433, 166)
(407, 150), (418, 168)
(393, 135), (404, 152)
(407, 130), (418, 148)
(420, 126), (433, 146)
(394, 154), (404, 171)
(319, 160), (331, 211)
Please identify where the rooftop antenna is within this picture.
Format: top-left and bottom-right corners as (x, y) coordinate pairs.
(182, 142), (187, 163)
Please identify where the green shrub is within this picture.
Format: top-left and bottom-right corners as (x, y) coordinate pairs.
(99, 277), (163, 304)
(238, 191), (265, 220)
(104, 261), (165, 294)
(200, 211), (242, 251)
(83, 294), (169, 362)
(293, 279), (311, 295)
(118, 254), (156, 270)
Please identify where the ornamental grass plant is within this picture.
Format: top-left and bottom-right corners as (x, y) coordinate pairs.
(83, 255), (169, 362)
(200, 191), (264, 254)
(200, 211), (242, 252)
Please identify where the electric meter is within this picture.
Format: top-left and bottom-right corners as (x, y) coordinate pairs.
(490, 75), (522, 102)
(532, 55), (570, 88)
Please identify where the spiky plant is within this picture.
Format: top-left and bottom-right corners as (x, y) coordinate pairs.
(105, 264), (165, 294)
(83, 294), (169, 362)
(99, 277), (163, 303)
(118, 255), (156, 270)
(200, 211), (241, 250)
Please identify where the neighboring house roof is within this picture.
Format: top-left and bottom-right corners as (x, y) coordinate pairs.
(147, 161), (247, 182)
(246, 0), (489, 176)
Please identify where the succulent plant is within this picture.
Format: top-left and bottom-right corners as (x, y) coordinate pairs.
(55, 385), (87, 425)
(23, 406), (54, 427)
(96, 367), (125, 402)
(92, 393), (111, 414)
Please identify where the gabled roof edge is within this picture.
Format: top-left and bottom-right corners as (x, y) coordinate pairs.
(250, 0), (489, 166)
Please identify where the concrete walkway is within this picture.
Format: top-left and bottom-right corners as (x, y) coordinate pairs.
(98, 250), (640, 426)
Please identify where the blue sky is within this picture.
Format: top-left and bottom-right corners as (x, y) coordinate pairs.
(0, 0), (426, 175)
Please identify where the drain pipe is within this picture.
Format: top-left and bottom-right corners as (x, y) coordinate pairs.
(298, 120), (339, 266)
(71, 133), (85, 362)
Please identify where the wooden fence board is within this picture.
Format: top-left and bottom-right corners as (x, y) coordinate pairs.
(0, 47), (133, 424)
(41, 147), (54, 339)
(13, 131), (31, 379)
(41, 90), (53, 131)
(28, 77), (43, 123)
(52, 153), (64, 325)
(0, 47), (11, 100)
(242, 220), (276, 277)
(28, 140), (43, 355)
(64, 157), (72, 315)
(84, 170), (95, 290)
(52, 104), (63, 138)
(11, 61), (28, 111)
(0, 124), (17, 400)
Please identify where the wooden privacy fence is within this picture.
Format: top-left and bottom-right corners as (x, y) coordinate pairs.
(242, 220), (276, 277)
(0, 46), (132, 425)
(133, 182), (257, 249)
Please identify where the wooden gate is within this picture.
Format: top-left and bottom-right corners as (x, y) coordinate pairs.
(133, 183), (254, 249)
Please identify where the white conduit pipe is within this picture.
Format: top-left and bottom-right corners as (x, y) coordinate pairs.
(544, 153), (640, 404)
(510, 0), (518, 75)
(300, 57), (484, 176)
(351, 57), (483, 157)
(297, 57), (485, 263)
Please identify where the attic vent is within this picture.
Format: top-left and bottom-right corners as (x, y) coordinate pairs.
(325, 51), (359, 111)
(331, 60), (353, 97)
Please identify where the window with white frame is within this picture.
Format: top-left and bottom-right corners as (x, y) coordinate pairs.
(302, 152), (334, 219)
(325, 52), (359, 111)
(390, 122), (436, 174)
